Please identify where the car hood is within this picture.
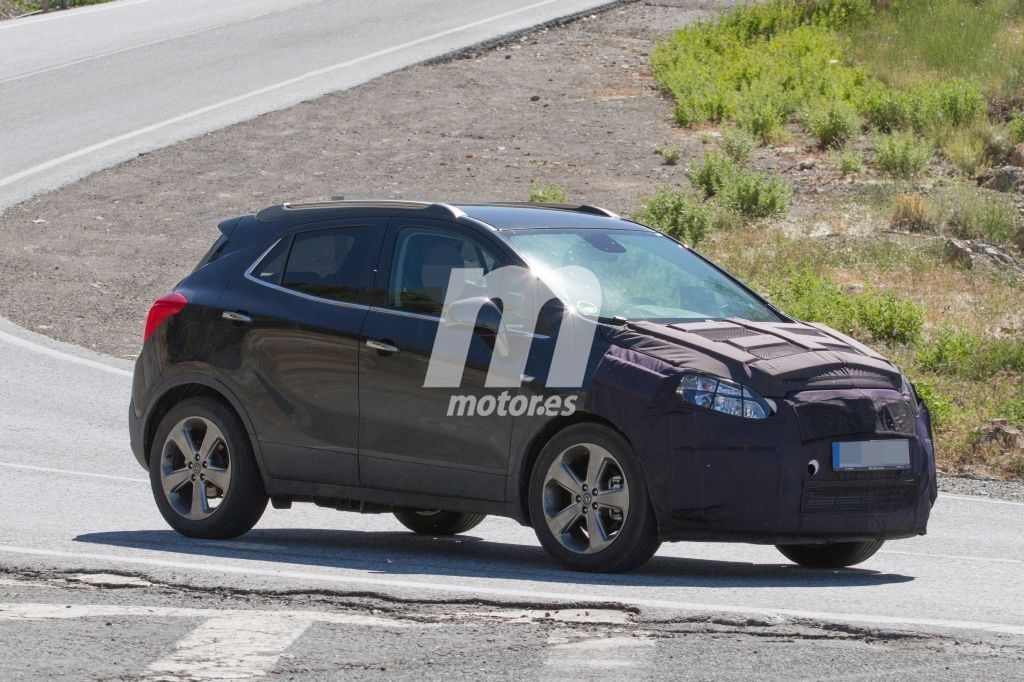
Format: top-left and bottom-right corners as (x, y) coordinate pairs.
(604, 318), (903, 398)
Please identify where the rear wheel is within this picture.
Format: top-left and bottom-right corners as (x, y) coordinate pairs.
(393, 509), (487, 535)
(149, 397), (267, 539)
(528, 423), (660, 572)
(776, 540), (884, 568)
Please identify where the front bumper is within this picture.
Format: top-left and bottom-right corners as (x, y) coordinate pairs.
(649, 390), (935, 544)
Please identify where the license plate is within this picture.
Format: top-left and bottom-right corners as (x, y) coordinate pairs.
(832, 440), (910, 471)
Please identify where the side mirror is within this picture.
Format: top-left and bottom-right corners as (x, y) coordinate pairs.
(443, 297), (509, 356)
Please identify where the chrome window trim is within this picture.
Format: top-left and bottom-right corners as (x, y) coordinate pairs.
(243, 238), (370, 312)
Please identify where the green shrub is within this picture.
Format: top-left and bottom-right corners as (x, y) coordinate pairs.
(737, 101), (786, 145)
(804, 99), (861, 148)
(997, 395), (1024, 428)
(875, 131), (931, 178)
(835, 148), (863, 173)
(1010, 111), (1024, 144)
(687, 152), (737, 198)
(941, 187), (1022, 247)
(721, 127), (755, 164)
(655, 146), (682, 165)
(719, 171), (792, 218)
(764, 270), (922, 344)
(910, 378), (954, 425)
(941, 128), (988, 176)
(916, 328), (1024, 379)
(634, 186), (713, 246)
(856, 290), (925, 344)
(528, 183), (567, 204)
(862, 86), (910, 132)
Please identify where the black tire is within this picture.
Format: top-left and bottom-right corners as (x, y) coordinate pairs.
(528, 423), (661, 572)
(149, 397), (268, 539)
(393, 509), (487, 535)
(776, 540), (884, 568)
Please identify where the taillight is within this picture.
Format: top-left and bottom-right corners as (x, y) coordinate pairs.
(144, 292), (188, 342)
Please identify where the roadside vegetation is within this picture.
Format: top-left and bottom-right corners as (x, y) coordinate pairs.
(0, 0), (107, 19)
(636, 0), (1024, 478)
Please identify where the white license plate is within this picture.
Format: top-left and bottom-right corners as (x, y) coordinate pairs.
(832, 440), (910, 471)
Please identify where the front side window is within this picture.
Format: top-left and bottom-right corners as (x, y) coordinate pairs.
(388, 228), (497, 316)
(507, 229), (780, 323)
(279, 226), (379, 304)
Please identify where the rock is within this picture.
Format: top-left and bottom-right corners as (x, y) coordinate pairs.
(1009, 143), (1024, 168)
(798, 158), (816, 170)
(944, 239), (974, 269)
(982, 244), (1014, 265)
(977, 166), (1024, 192)
(972, 419), (1024, 449)
(530, 95), (540, 102)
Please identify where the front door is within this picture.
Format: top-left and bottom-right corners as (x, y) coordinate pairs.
(358, 219), (512, 501)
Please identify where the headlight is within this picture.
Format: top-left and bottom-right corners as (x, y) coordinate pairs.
(676, 372), (775, 419)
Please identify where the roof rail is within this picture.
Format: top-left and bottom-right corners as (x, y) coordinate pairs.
(278, 199), (465, 220)
(475, 202), (620, 219)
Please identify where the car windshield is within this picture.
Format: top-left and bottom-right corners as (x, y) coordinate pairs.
(507, 229), (780, 323)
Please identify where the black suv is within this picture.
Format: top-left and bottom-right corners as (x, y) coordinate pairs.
(130, 200), (936, 572)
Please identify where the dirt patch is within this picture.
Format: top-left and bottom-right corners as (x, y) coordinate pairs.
(0, 0), (737, 359)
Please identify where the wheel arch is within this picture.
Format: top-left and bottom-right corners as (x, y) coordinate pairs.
(511, 410), (635, 525)
(143, 374), (264, 475)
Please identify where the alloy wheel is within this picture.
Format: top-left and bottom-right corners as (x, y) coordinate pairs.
(541, 442), (629, 554)
(159, 416), (232, 521)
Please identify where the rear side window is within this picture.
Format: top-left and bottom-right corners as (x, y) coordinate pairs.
(251, 238), (290, 284)
(281, 226), (380, 304)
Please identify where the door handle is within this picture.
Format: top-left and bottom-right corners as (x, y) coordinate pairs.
(222, 311), (253, 323)
(366, 339), (400, 354)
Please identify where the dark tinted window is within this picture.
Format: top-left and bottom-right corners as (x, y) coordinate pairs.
(251, 238), (290, 284)
(389, 228), (497, 316)
(281, 226), (379, 304)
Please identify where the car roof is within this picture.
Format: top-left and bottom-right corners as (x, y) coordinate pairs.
(252, 200), (650, 232)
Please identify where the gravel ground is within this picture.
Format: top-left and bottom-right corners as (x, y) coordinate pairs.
(2, 568), (1021, 680)
(938, 475), (1024, 504)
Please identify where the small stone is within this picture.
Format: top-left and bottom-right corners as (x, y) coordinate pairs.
(1009, 143), (1024, 168)
(530, 95), (540, 102)
(943, 239), (974, 269)
(978, 166), (1024, 192)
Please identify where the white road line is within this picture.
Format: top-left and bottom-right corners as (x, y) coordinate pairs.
(1, 544), (1021, 637)
(1, 601), (405, 680)
(881, 550), (1023, 565)
(143, 614), (314, 681)
(0, 0), (154, 31)
(0, 2), (328, 86)
(0, 329), (132, 377)
(0, 462), (145, 483)
(940, 493), (1024, 507)
(544, 633), (655, 670)
(0, 0), (565, 191)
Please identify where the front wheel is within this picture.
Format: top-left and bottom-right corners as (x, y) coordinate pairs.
(149, 397), (267, 539)
(393, 509), (486, 535)
(528, 423), (660, 572)
(776, 540), (884, 568)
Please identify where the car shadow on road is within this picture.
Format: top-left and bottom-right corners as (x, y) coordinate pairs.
(74, 528), (913, 589)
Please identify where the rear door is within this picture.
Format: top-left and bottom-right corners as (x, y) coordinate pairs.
(213, 218), (386, 486)
(358, 218), (513, 501)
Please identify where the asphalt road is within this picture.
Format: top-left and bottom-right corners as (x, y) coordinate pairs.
(0, 0), (618, 212)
